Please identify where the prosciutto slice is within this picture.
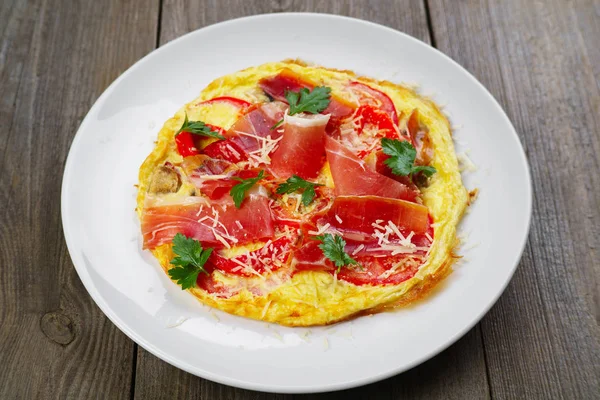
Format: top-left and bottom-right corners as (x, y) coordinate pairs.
(224, 102), (287, 156)
(181, 155), (235, 200)
(259, 69), (355, 122)
(326, 195), (429, 236)
(270, 113), (330, 179)
(324, 137), (419, 201)
(141, 195), (274, 250)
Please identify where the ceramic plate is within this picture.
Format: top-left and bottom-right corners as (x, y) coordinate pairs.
(61, 13), (531, 393)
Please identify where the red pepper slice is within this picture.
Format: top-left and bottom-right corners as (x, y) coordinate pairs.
(198, 96), (252, 109)
(176, 124), (226, 158)
(175, 131), (200, 157)
(355, 105), (397, 136)
(209, 234), (295, 276)
(349, 81), (399, 125)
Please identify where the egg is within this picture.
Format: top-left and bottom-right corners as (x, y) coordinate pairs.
(137, 60), (468, 326)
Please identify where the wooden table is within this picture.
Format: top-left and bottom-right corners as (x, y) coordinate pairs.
(1, 0), (599, 398)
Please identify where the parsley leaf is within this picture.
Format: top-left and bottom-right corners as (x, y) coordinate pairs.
(230, 170), (264, 208)
(314, 233), (359, 273)
(286, 86), (331, 115)
(381, 138), (436, 177)
(177, 113), (225, 140)
(270, 119), (284, 130)
(276, 175), (323, 206)
(168, 233), (213, 290)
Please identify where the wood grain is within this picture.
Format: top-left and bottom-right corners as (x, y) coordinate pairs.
(1, 0), (599, 398)
(428, 0), (600, 398)
(0, 0), (159, 398)
(133, 1), (490, 398)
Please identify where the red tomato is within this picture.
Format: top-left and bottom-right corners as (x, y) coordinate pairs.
(198, 96), (252, 109)
(174, 131), (200, 157)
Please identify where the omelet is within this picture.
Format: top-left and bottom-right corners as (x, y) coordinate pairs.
(137, 60), (468, 326)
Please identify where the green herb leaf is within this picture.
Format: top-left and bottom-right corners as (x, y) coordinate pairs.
(286, 86), (331, 115)
(230, 170), (264, 208)
(270, 119), (284, 130)
(276, 175), (323, 206)
(381, 138), (437, 177)
(411, 165), (437, 177)
(177, 114), (225, 140)
(313, 233), (359, 273)
(168, 233), (213, 290)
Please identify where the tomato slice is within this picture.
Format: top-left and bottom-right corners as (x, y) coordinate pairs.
(198, 96), (252, 109)
(349, 81), (399, 125)
(175, 131), (200, 157)
(355, 105), (397, 136)
(210, 235), (296, 277)
(203, 139), (247, 163)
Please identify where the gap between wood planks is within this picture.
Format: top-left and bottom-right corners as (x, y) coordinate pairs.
(128, 1), (493, 399)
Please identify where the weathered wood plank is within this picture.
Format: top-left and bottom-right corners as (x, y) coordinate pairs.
(0, 0), (39, 208)
(133, 1), (490, 398)
(135, 324), (489, 399)
(428, 0), (600, 398)
(0, 0), (159, 398)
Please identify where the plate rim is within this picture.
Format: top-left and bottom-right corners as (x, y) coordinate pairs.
(61, 12), (532, 393)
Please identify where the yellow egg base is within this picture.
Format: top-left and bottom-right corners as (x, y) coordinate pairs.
(137, 60), (468, 327)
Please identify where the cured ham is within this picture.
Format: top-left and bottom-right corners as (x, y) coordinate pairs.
(269, 113), (330, 179)
(292, 240), (422, 285)
(181, 155), (235, 199)
(324, 136), (419, 202)
(326, 195), (429, 235)
(141, 195), (274, 250)
(259, 69), (355, 123)
(293, 241), (334, 272)
(224, 102), (287, 158)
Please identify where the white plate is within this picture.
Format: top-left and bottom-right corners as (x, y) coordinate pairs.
(62, 13), (531, 393)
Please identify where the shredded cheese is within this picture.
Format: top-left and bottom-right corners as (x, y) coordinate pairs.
(260, 300), (272, 319)
(457, 152), (477, 172)
(194, 174), (231, 181)
(225, 143), (241, 158)
(308, 223), (331, 236)
(352, 244), (365, 256)
(234, 130), (282, 167)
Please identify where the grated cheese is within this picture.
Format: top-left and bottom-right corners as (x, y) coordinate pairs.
(308, 223), (331, 236)
(235, 220), (243, 229)
(260, 300), (272, 319)
(194, 174), (231, 181)
(457, 152), (477, 172)
(352, 244), (365, 255)
(166, 317), (188, 328)
(225, 143), (241, 158)
(211, 230), (231, 249)
(234, 130), (282, 166)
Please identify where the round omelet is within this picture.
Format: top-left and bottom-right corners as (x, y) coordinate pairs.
(137, 60), (468, 326)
